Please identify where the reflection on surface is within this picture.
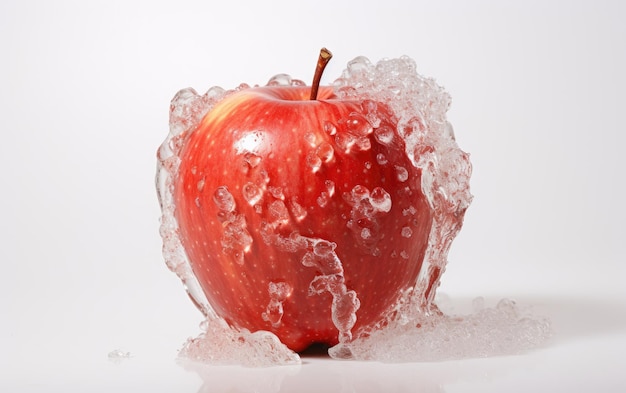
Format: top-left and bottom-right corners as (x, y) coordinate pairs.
(182, 342), (513, 393)
(181, 357), (452, 393)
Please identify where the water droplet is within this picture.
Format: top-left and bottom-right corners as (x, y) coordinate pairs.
(108, 349), (131, 361)
(213, 186), (235, 212)
(346, 112), (373, 137)
(313, 239), (336, 257)
(324, 121), (337, 136)
(361, 228), (372, 239)
(268, 186), (284, 200)
(169, 88), (204, 137)
(243, 182), (263, 206)
(221, 215), (253, 265)
(398, 116), (426, 140)
(244, 152), (261, 168)
(267, 73), (292, 86)
(347, 56), (371, 75)
(262, 281), (293, 327)
(197, 178), (205, 192)
(402, 205), (417, 216)
(332, 290), (360, 336)
(401, 227), (413, 238)
(301, 252), (316, 268)
(361, 99), (378, 114)
(306, 151), (322, 173)
(259, 169), (270, 184)
(355, 136), (371, 151)
(205, 85), (226, 99)
(316, 142), (334, 163)
(325, 180), (335, 197)
(304, 132), (317, 146)
(335, 132), (356, 153)
(269, 281), (292, 299)
(268, 200), (289, 224)
(290, 198), (307, 221)
(361, 100), (381, 127)
(395, 166), (409, 182)
(365, 161), (372, 170)
(376, 153), (388, 165)
(190, 166), (198, 175)
(317, 192), (330, 208)
(370, 187), (392, 213)
(351, 185), (370, 202)
(374, 125), (394, 145)
(400, 250), (409, 259)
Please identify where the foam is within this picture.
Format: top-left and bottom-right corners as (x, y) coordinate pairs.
(330, 295), (553, 361)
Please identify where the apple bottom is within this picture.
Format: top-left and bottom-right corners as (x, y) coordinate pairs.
(183, 210), (431, 352)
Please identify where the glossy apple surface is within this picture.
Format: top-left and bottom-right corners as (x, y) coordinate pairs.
(174, 85), (432, 352)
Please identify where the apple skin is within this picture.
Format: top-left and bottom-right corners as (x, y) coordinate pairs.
(174, 85), (433, 352)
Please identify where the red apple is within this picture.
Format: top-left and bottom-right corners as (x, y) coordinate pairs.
(172, 50), (436, 352)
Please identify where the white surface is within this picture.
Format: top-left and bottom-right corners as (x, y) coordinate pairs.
(1, 0), (625, 391)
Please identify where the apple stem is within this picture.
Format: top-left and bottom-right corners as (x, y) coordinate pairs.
(310, 48), (333, 100)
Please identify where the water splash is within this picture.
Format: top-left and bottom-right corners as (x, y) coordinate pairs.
(156, 86), (300, 366)
(262, 281), (293, 327)
(156, 55), (550, 366)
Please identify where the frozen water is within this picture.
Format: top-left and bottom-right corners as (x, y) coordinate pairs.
(376, 153), (388, 165)
(262, 281), (292, 327)
(180, 318), (300, 367)
(268, 200), (289, 224)
(213, 186), (235, 212)
(369, 187), (392, 213)
(329, 295), (553, 362)
(306, 151), (323, 173)
(156, 54), (551, 366)
(156, 84), (299, 366)
(316, 142), (334, 163)
(288, 198), (307, 221)
(242, 182), (263, 206)
(395, 165), (409, 182)
(374, 125), (394, 145)
(107, 349), (131, 363)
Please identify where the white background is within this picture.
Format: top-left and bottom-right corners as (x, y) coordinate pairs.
(1, 0), (625, 391)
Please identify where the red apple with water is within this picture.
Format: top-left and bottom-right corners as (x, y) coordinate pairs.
(171, 49), (439, 352)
